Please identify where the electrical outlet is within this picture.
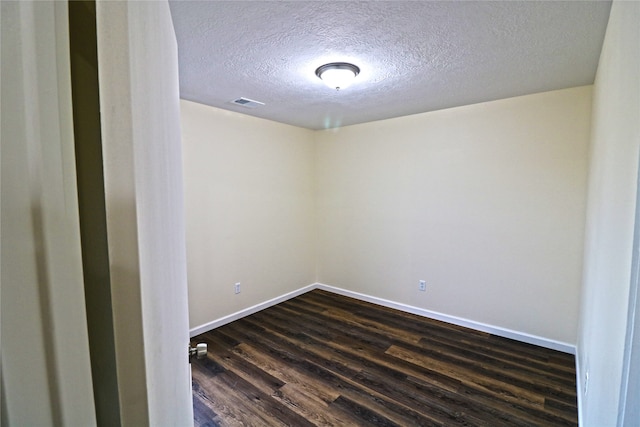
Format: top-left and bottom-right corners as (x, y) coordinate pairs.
(419, 280), (426, 291)
(234, 282), (241, 294)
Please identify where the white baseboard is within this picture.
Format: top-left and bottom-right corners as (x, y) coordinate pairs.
(190, 281), (576, 355)
(189, 283), (316, 337)
(315, 283), (576, 355)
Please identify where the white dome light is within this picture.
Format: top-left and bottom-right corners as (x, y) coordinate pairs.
(315, 62), (360, 91)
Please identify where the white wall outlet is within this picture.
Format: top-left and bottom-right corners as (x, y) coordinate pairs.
(234, 282), (241, 294)
(419, 280), (426, 291)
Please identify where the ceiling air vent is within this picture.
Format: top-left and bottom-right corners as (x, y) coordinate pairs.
(230, 97), (265, 109)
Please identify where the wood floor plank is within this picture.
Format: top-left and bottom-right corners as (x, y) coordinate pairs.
(192, 289), (578, 426)
(193, 363), (278, 427)
(299, 358), (448, 427)
(228, 319), (446, 425)
(392, 338), (577, 404)
(193, 391), (222, 427)
(387, 346), (577, 425)
(230, 315), (465, 425)
(305, 290), (575, 373)
(271, 383), (366, 427)
(230, 339), (342, 405)
(193, 357), (314, 427)
(305, 291), (568, 365)
(386, 345), (545, 407)
(305, 290), (577, 388)
(246, 308), (473, 412)
(198, 334), (286, 396)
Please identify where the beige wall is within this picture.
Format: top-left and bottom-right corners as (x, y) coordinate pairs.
(577, 0), (640, 424)
(316, 87), (591, 345)
(184, 87), (591, 348)
(181, 100), (317, 329)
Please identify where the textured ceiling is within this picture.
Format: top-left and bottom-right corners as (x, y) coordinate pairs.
(168, 1), (611, 130)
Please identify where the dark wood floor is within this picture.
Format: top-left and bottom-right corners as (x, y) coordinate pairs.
(191, 289), (578, 426)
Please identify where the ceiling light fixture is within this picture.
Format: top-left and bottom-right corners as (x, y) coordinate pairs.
(315, 62), (360, 91)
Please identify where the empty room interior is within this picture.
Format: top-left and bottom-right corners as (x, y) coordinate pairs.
(2, 0), (639, 426)
(172, 1), (638, 426)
